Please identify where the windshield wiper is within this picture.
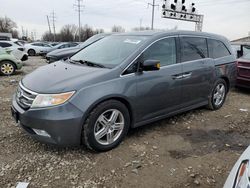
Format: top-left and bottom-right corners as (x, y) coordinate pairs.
(68, 59), (106, 68)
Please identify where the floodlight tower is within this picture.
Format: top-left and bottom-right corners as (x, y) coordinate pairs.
(162, 0), (204, 32)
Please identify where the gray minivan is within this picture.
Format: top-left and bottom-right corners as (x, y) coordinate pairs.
(11, 31), (236, 151)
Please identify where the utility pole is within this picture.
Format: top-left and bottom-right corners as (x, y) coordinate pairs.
(139, 19), (143, 30)
(74, 0), (84, 42)
(21, 26), (25, 37)
(46, 15), (52, 35)
(50, 10), (56, 41)
(148, 0), (159, 30)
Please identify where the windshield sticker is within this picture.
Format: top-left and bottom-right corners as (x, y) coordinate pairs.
(124, 39), (141, 44)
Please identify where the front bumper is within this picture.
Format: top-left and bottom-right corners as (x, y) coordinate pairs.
(16, 60), (23, 70)
(11, 96), (84, 146)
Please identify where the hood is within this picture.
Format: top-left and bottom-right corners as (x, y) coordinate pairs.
(47, 47), (80, 57)
(22, 61), (112, 93)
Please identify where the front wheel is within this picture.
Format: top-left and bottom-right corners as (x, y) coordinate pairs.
(0, 61), (16, 76)
(207, 79), (227, 110)
(82, 100), (130, 152)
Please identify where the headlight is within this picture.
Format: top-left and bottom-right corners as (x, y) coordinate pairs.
(31, 91), (75, 108)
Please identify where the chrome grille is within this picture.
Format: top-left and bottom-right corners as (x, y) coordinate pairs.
(16, 83), (37, 110)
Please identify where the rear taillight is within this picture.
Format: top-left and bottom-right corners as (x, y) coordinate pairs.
(18, 48), (24, 51)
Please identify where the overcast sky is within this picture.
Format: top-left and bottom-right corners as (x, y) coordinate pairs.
(0, 0), (249, 40)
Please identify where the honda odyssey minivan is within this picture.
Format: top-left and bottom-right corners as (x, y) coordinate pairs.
(11, 31), (236, 151)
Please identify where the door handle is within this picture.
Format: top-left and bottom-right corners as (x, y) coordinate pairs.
(172, 74), (183, 80)
(182, 72), (192, 79)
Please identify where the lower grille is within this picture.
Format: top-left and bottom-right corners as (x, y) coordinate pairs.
(16, 83), (37, 110)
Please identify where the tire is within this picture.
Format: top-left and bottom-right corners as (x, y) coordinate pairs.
(207, 79), (227, 110)
(28, 49), (36, 56)
(0, 61), (16, 76)
(82, 100), (130, 152)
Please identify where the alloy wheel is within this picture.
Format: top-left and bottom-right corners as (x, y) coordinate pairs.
(94, 109), (125, 145)
(213, 83), (226, 106)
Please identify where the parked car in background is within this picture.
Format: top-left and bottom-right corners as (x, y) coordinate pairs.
(0, 47), (22, 75)
(0, 41), (28, 61)
(11, 31), (236, 151)
(231, 42), (250, 58)
(45, 33), (111, 63)
(14, 40), (28, 46)
(224, 146), (250, 188)
(24, 42), (52, 56)
(50, 42), (60, 47)
(46, 42), (79, 54)
(236, 53), (250, 88)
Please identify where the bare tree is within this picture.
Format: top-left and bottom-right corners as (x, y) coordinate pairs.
(0, 16), (19, 38)
(42, 31), (54, 42)
(132, 26), (151, 31)
(111, 25), (125, 33)
(42, 24), (105, 42)
(0, 16), (17, 32)
(59, 24), (78, 42)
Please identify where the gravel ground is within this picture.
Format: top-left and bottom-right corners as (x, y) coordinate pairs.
(0, 57), (250, 188)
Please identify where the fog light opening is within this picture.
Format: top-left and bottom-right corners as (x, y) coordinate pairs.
(33, 129), (51, 137)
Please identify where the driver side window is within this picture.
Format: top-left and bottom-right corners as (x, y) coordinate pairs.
(142, 37), (176, 67)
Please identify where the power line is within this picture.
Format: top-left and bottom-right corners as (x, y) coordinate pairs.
(74, 0), (84, 42)
(148, 0), (159, 30)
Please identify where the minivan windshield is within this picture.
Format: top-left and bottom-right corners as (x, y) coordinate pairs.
(70, 35), (148, 68)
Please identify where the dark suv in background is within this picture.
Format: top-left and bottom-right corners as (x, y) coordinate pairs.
(11, 31), (236, 151)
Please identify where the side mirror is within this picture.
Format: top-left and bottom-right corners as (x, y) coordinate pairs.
(142, 59), (160, 71)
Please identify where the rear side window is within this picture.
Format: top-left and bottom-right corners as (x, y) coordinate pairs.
(142, 37), (176, 67)
(208, 39), (231, 59)
(0, 42), (12, 48)
(70, 43), (78, 47)
(32, 43), (42, 46)
(181, 37), (208, 62)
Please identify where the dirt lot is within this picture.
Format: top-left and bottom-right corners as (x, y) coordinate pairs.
(0, 57), (249, 188)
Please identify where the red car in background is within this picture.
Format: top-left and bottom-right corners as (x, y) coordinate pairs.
(237, 53), (250, 88)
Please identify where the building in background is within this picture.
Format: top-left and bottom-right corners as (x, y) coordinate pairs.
(231, 33), (250, 44)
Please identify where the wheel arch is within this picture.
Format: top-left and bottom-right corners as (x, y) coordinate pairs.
(83, 95), (135, 129)
(220, 76), (230, 92)
(28, 48), (36, 54)
(0, 59), (17, 69)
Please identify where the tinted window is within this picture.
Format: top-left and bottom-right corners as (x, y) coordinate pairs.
(43, 44), (51, 47)
(123, 62), (138, 75)
(142, 37), (176, 67)
(208, 39), (231, 59)
(32, 43), (42, 46)
(58, 44), (67, 49)
(181, 37), (208, 62)
(0, 42), (12, 48)
(69, 43), (78, 47)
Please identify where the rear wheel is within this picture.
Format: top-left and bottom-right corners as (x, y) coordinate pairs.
(82, 100), (130, 152)
(207, 79), (227, 110)
(0, 61), (16, 75)
(28, 49), (36, 56)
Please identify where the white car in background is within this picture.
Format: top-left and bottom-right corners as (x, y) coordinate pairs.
(224, 146), (250, 188)
(24, 42), (52, 56)
(0, 41), (28, 61)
